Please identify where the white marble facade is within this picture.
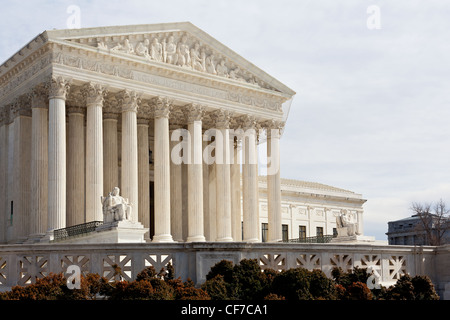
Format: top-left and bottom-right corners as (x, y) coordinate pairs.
(0, 22), (365, 244)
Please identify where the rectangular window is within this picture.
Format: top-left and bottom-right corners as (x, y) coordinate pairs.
(282, 224), (289, 242)
(316, 226), (323, 237)
(261, 223), (268, 242)
(299, 225), (306, 240)
(333, 228), (337, 237)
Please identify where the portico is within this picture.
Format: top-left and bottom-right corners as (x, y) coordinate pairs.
(0, 22), (295, 244)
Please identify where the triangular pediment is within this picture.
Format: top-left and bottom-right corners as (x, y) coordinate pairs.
(44, 22), (295, 97)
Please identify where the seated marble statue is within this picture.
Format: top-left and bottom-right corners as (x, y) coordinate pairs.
(101, 187), (132, 223)
(336, 210), (359, 237)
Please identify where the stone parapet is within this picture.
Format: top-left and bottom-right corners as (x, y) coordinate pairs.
(0, 242), (445, 298)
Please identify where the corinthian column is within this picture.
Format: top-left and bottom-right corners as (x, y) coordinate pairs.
(212, 109), (233, 242)
(103, 111), (119, 196)
(170, 123), (183, 242)
(47, 76), (70, 235)
(0, 111), (6, 243)
(29, 86), (49, 239)
(185, 104), (206, 242)
(230, 136), (242, 241)
(118, 90), (139, 223)
(241, 115), (259, 242)
(152, 97), (173, 242)
(137, 117), (150, 238)
(83, 83), (106, 222)
(266, 121), (283, 242)
(66, 105), (85, 227)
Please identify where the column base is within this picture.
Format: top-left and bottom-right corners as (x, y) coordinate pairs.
(187, 235), (206, 242)
(243, 238), (259, 243)
(25, 233), (47, 243)
(215, 237), (233, 242)
(152, 234), (175, 243)
(40, 230), (55, 243)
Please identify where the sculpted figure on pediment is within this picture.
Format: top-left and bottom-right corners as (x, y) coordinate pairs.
(216, 59), (229, 77)
(111, 39), (134, 54)
(135, 39), (150, 59)
(176, 34), (191, 67)
(191, 42), (206, 72)
(230, 66), (245, 82)
(205, 54), (217, 74)
(163, 35), (178, 65)
(150, 38), (163, 62)
(97, 41), (108, 50)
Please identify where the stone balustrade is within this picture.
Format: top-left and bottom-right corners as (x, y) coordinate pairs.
(0, 242), (448, 298)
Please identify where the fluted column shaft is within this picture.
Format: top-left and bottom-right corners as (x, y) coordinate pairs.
(242, 118), (259, 242)
(120, 96), (139, 223)
(138, 118), (150, 237)
(267, 126), (282, 242)
(103, 113), (119, 195)
(170, 125), (183, 242)
(84, 83), (105, 222)
(152, 98), (173, 242)
(67, 108), (85, 226)
(186, 105), (205, 242)
(47, 77), (70, 233)
(13, 113), (32, 241)
(30, 91), (48, 237)
(230, 137), (242, 241)
(214, 110), (233, 242)
(0, 123), (6, 243)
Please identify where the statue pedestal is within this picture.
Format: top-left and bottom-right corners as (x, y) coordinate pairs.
(95, 220), (148, 243)
(331, 235), (376, 244)
(51, 220), (148, 244)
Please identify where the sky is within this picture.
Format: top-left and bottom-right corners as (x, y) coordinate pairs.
(1, 0), (450, 241)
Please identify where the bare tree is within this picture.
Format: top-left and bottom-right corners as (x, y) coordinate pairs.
(410, 199), (450, 246)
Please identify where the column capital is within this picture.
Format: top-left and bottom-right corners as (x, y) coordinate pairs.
(11, 94), (32, 118)
(82, 82), (108, 107)
(31, 83), (49, 109)
(67, 106), (85, 115)
(210, 109), (231, 129)
(152, 96), (173, 119)
(184, 103), (205, 123)
(0, 108), (6, 126)
(103, 112), (120, 120)
(265, 120), (285, 137)
(137, 117), (150, 126)
(48, 76), (71, 100)
(238, 114), (258, 130)
(117, 90), (140, 113)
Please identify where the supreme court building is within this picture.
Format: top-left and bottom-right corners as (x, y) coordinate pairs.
(0, 22), (366, 245)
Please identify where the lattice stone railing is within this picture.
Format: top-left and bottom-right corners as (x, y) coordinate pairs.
(0, 242), (437, 290)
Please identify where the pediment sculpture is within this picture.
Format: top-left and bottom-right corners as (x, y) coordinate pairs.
(90, 32), (274, 90)
(101, 187), (132, 223)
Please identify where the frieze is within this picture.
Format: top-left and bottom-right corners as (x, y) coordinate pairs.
(53, 46), (283, 112)
(0, 49), (283, 114)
